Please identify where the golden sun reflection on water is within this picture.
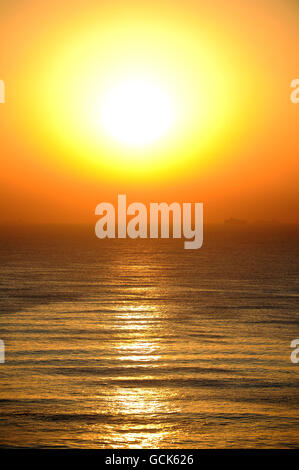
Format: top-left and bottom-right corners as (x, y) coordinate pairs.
(99, 301), (173, 448)
(105, 387), (172, 449)
(113, 302), (162, 362)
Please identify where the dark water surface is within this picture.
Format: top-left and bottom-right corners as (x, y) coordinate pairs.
(0, 225), (298, 448)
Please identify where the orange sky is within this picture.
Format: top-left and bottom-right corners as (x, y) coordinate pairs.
(0, 0), (298, 224)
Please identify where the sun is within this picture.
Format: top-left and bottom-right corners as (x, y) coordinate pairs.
(100, 77), (175, 147)
(39, 15), (239, 179)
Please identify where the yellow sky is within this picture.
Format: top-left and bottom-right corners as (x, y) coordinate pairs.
(0, 0), (298, 223)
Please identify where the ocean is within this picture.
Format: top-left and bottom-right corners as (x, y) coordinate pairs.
(0, 225), (298, 448)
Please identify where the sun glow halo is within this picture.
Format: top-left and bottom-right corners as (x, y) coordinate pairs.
(34, 14), (245, 179)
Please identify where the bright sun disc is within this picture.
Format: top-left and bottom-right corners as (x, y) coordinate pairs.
(100, 78), (175, 147)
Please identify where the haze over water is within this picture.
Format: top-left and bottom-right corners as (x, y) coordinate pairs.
(0, 225), (298, 448)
